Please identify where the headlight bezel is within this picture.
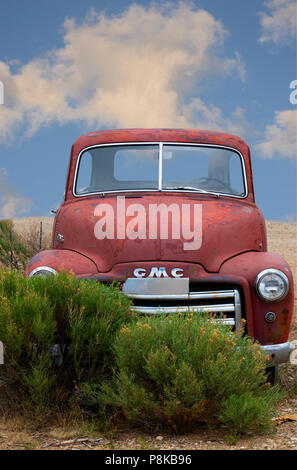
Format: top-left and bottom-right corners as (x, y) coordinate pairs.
(29, 266), (58, 278)
(255, 268), (289, 303)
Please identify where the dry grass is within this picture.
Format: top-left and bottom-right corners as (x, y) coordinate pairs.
(266, 220), (297, 319)
(12, 217), (54, 253)
(12, 217), (54, 236)
(266, 220), (297, 334)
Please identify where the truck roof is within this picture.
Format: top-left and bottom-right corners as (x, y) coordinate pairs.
(73, 128), (250, 156)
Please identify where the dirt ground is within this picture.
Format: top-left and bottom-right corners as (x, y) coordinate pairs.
(1, 218), (295, 450)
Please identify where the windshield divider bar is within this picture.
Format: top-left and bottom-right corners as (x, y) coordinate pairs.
(158, 143), (163, 190)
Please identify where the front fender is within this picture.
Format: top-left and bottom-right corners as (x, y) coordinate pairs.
(220, 251), (294, 344)
(26, 249), (98, 277)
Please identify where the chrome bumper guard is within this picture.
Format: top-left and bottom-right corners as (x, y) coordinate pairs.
(123, 277), (242, 332)
(261, 342), (293, 364)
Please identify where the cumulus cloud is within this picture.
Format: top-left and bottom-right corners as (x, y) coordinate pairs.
(181, 99), (251, 136)
(0, 2), (246, 142)
(259, 0), (297, 45)
(0, 168), (33, 218)
(254, 109), (297, 159)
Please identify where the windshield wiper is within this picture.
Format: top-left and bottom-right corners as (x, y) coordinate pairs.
(165, 186), (220, 197)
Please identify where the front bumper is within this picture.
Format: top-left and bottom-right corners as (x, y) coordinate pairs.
(261, 342), (293, 364)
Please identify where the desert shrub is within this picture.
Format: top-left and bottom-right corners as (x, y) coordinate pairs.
(22, 353), (56, 415)
(0, 269), (133, 417)
(30, 272), (132, 377)
(0, 219), (52, 273)
(218, 389), (280, 435)
(0, 220), (28, 271)
(96, 315), (281, 434)
(0, 269), (282, 433)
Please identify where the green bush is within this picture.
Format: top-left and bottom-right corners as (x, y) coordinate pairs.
(218, 389), (280, 434)
(0, 269), (133, 416)
(96, 315), (281, 434)
(0, 269), (282, 434)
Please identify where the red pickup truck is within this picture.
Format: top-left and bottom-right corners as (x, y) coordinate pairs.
(27, 129), (294, 374)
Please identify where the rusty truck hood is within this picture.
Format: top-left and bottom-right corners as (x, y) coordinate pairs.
(53, 193), (265, 273)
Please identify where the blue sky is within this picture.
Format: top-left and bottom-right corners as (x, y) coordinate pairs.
(0, 0), (296, 220)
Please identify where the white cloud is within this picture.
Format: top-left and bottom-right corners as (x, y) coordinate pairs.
(259, 0), (297, 45)
(254, 109), (297, 159)
(181, 99), (250, 136)
(0, 168), (33, 219)
(0, 2), (246, 141)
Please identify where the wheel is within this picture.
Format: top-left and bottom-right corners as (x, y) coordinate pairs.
(266, 365), (278, 385)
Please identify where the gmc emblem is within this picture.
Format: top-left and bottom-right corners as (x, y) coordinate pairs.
(133, 267), (184, 278)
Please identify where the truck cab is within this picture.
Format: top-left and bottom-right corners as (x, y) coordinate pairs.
(27, 129), (294, 364)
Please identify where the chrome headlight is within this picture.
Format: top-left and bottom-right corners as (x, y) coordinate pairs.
(29, 266), (58, 278)
(255, 269), (289, 302)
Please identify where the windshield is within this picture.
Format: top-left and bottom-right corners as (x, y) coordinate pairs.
(76, 145), (159, 194)
(162, 145), (245, 196)
(75, 143), (246, 197)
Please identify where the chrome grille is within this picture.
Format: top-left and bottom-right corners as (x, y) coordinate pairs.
(125, 286), (242, 332)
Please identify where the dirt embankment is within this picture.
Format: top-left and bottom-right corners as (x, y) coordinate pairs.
(12, 217), (54, 242)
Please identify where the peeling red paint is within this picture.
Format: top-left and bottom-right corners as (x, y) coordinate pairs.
(26, 129), (294, 347)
